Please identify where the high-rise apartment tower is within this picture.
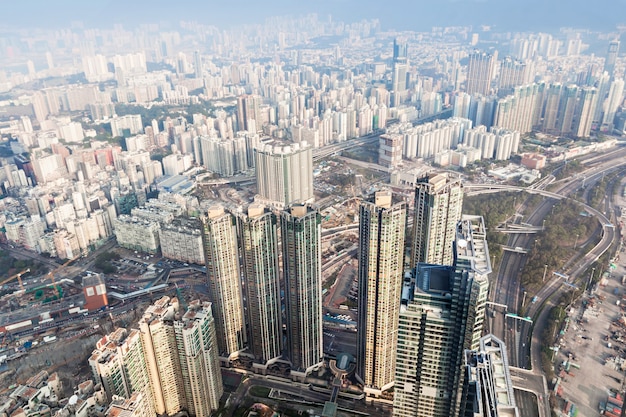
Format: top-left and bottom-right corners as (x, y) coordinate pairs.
(394, 215), (491, 417)
(237, 204), (283, 370)
(281, 204), (323, 378)
(466, 51), (498, 96)
(254, 143), (314, 208)
(391, 38), (408, 107)
(356, 191), (406, 396)
(411, 173), (464, 268)
(605, 40), (620, 77)
(201, 205), (246, 361)
(91, 297), (223, 417)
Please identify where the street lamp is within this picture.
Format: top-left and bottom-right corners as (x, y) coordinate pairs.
(542, 264), (548, 283)
(574, 234), (579, 250)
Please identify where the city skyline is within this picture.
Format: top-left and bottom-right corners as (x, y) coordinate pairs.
(0, 2), (624, 417)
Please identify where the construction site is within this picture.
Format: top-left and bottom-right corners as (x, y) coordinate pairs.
(0, 245), (193, 398)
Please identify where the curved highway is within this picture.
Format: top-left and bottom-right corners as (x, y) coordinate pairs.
(469, 163), (621, 363)
(468, 148), (626, 417)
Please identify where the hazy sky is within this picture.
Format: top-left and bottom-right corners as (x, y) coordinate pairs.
(3, 0), (625, 32)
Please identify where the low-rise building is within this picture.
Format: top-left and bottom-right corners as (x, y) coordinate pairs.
(112, 215), (159, 254)
(83, 274), (108, 311)
(104, 393), (151, 417)
(158, 218), (204, 264)
(520, 153), (546, 170)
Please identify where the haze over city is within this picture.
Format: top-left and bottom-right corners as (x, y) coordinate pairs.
(3, 0), (626, 31)
(0, 2), (625, 417)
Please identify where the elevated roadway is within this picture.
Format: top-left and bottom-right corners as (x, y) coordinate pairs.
(479, 153), (626, 417)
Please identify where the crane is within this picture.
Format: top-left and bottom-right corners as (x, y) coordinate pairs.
(0, 269), (31, 292)
(0, 331), (12, 348)
(43, 257), (78, 299)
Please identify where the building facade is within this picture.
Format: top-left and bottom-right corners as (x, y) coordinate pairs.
(159, 218), (205, 265)
(254, 143), (314, 208)
(356, 191), (406, 396)
(411, 173), (463, 268)
(200, 206), (246, 361)
(237, 204), (283, 370)
(112, 215), (160, 254)
(281, 204), (323, 378)
(394, 215), (491, 417)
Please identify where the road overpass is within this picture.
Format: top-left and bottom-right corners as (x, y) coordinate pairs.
(476, 162), (622, 417)
(502, 246), (529, 254)
(497, 223), (545, 233)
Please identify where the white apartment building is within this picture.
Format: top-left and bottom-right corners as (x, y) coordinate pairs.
(159, 219), (205, 265)
(112, 215), (160, 254)
(254, 142), (313, 208)
(110, 115), (143, 137)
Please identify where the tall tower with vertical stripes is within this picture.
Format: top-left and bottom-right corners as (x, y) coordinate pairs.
(201, 205), (246, 361)
(281, 204), (323, 378)
(411, 173), (464, 268)
(356, 191), (406, 396)
(237, 203), (283, 370)
(394, 216), (491, 417)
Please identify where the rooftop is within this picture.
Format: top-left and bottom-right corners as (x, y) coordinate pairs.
(456, 215), (492, 276)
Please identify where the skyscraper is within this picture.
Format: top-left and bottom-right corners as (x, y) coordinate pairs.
(493, 84), (541, 134)
(193, 50), (203, 79)
(91, 297), (223, 417)
(237, 94), (262, 132)
(201, 205), (246, 361)
(394, 215), (491, 417)
(573, 87), (598, 138)
(594, 72), (612, 123)
(356, 191), (406, 396)
(605, 40), (620, 77)
(254, 143), (314, 208)
(139, 299), (190, 416)
(411, 173), (464, 268)
(281, 204), (323, 378)
(237, 203), (283, 370)
(459, 335), (520, 417)
(391, 38), (408, 107)
(557, 85), (579, 135)
(89, 328), (155, 415)
(498, 57), (534, 95)
(542, 83), (563, 132)
(173, 300), (224, 417)
(466, 51), (498, 96)
(394, 38), (408, 62)
(602, 78), (625, 129)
